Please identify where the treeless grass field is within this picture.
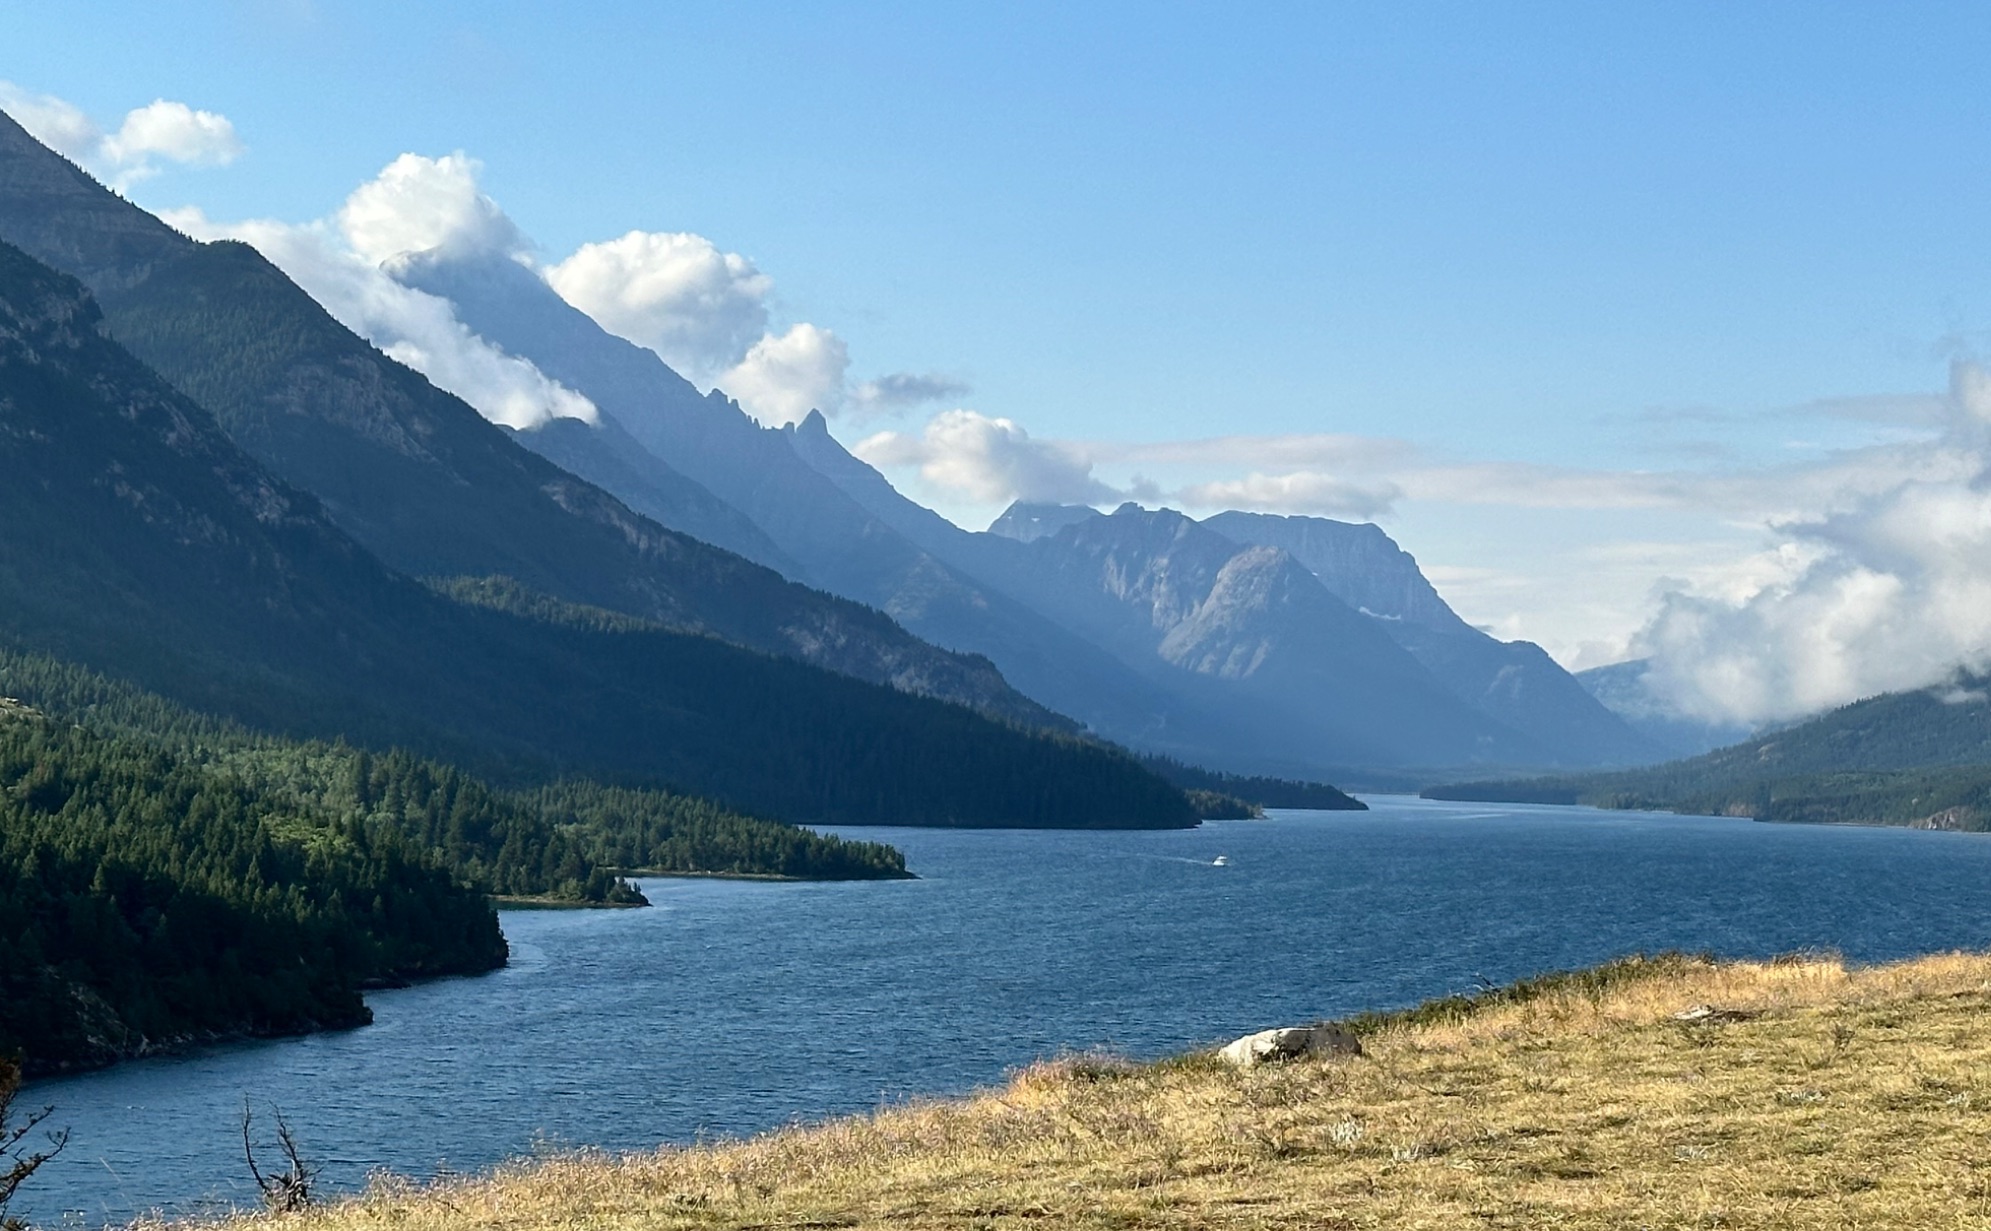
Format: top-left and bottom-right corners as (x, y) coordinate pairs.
(188, 951), (1991, 1230)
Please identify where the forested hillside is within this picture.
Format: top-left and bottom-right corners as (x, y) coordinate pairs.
(0, 707), (501, 1074)
(1424, 676), (1991, 827)
(0, 646), (912, 1073)
(0, 110), (1062, 732)
(0, 236), (1195, 830)
(1139, 755), (1368, 811)
(0, 646), (912, 888)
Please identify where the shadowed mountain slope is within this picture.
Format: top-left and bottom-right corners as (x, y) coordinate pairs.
(0, 234), (1194, 828)
(0, 110), (1054, 729)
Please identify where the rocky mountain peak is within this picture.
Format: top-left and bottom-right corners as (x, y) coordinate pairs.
(1202, 509), (1470, 634)
(987, 501), (1103, 543)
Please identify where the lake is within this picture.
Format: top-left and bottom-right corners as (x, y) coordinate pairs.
(20, 796), (1991, 1225)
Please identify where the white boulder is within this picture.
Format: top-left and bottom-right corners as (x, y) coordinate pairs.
(1217, 1023), (1362, 1066)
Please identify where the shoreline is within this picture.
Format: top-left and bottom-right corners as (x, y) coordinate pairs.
(127, 949), (1991, 1230)
(1416, 791), (1991, 834)
(614, 866), (918, 882)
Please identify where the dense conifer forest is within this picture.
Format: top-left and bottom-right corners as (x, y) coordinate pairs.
(0, 648), (908, 1073)
(0, 709), (504, 1073)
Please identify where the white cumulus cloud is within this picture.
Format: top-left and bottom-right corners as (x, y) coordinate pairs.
(1628, 361), (1991, 726)
(719, 323), (850, 425)
(544, 230), (772, 378)
(338, 152), (523, 264)
(100, 100), (244, 180)
(0, 85), (246, 189)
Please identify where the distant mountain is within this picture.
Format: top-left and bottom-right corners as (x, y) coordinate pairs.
(988, 501), (1105, 543)
(787, 423), (1675, 774)
(1201, 511), (1659, 766)
(0, 110), (1054, 731)
(264, 134), (1662, 778)
(1425, 673), (1991, 824)
(1574, 658), (1756, 758)
(395, 249), (1232, 748)
(783, 423), (1509, 772)
(966, 503), (1557, 769)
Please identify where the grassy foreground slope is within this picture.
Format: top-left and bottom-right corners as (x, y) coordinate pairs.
(236, 952), (1991, 1230)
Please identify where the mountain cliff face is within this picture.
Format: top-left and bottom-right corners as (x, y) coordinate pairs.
(1200, 511), (1465, 632)
(0, 110), (1055, 730)
(1201, 511), (1658, 766)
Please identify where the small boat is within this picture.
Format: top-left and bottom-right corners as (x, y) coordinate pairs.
(1212, 855), (1229, 867)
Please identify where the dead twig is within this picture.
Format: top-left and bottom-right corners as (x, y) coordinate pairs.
(242, 1101), (316, 1214)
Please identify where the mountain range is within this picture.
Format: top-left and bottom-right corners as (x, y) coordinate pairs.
(0, 102), (1677, 788)
(396, 245), (1662, 777)
(0, 114), (1192, 830)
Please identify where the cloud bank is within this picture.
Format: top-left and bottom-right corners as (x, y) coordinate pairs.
(1177, 471), (1402, 520)
(858, 417), (1410, 518)
(1627, 361), (1991, 726)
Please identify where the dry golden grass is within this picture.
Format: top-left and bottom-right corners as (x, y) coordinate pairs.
(196, 952), (1991, 1230)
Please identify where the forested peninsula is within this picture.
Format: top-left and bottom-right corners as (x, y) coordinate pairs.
(0, 649), (908, 1075)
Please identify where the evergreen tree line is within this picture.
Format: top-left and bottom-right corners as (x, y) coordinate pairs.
(0, 713), (505, 1072)
(1423, 675), (1991, 821)
(0, 648), (908, 1072)
(1139, 754), (1367, 812)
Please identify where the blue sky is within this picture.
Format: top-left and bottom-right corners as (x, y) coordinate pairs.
(8, 1), (1991, 701)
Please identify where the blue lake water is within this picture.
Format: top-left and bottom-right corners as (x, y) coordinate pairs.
(20, 796), (1991, 1225)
